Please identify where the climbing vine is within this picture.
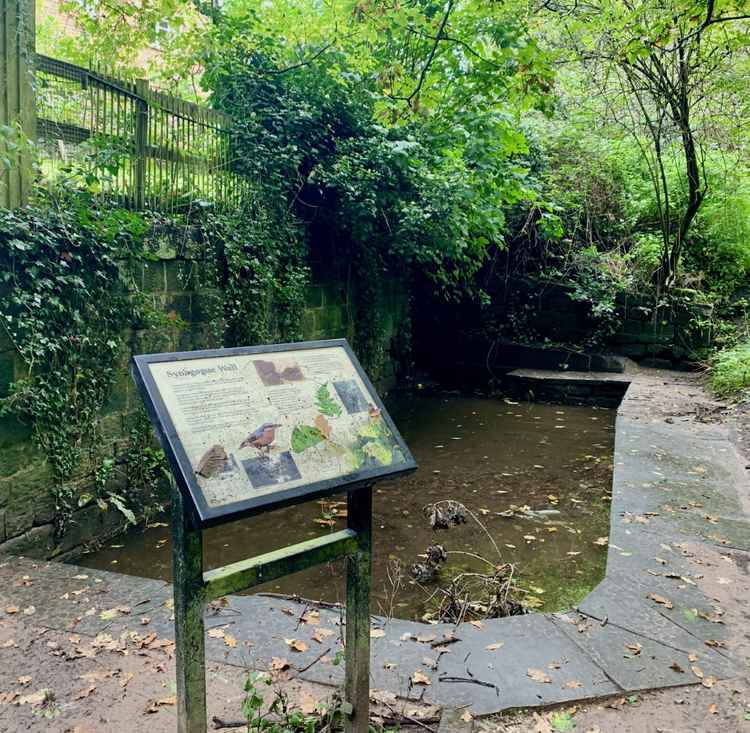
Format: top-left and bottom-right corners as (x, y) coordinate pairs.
(0, 190), (148, 534)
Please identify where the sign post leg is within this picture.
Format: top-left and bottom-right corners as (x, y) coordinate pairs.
(344, 485), (373, 733)
(172, 483), (208, 733)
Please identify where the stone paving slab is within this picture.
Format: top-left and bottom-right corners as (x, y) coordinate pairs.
(2, 367), (749, 718)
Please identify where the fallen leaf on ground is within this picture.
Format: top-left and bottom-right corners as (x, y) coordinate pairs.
(625, 642), (642, 655)
(593, 537), (608, 546)
(647, 593), (674, 609)
(564, 680), (583, 689)
(527, 668), (552, 684)
(708, 703), (718, 714)
(469, 620), (484, 629)
(370, 628), (386, 639)
(300, 692), (319, 715)
(224, 634), (237, 648)
(486, 642), (504, 651)
(74, 685), (96, 700)
(670, 662), (685, 673)
(270, 658), (290, 672)
(17, 676), (31, 686)
(702, 675), (716, 688)
(460, 710), (473, 723)
(4, 606), (18, 615)
(285, 638), (308, 653)
(691, 665), (704, 679)
(312, 627), (334, 643)
(207, 627), (226, 639)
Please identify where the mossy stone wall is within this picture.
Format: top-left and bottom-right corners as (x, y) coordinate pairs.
(0, 242), (408, 559)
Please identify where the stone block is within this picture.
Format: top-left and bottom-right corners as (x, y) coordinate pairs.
(141, 262), (166, 292)
(0, 523), (54, 557)
(619, 343), (646, 358)
(165, 260), (195, 291)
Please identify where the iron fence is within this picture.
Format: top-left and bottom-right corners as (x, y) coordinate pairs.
(35, 54), (248, 212)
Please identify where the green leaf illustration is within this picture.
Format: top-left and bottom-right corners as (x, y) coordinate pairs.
(315, 383), (342, 417)
(291, 424), (325, 453)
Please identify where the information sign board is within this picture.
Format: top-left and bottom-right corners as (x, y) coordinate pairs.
(132, 339), (415, 527)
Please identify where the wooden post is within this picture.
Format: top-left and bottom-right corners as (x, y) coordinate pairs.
(134, 78), (148, 210)
(171, 482), (208, 733)
(344, 485), (373, 733)
(0, 0), (36, 208)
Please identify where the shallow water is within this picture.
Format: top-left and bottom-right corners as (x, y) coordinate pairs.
(77, 395), (615, 619)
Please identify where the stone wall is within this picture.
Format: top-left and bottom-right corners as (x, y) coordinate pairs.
(0, 242), (408, 559)
(412, 278), (713, 386)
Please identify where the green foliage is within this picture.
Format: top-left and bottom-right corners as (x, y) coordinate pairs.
(709, 340), (750, 401)
(241, 671), (347, 733)
(0, 192), (146, 533)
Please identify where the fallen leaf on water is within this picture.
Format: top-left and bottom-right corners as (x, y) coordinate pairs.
(302, 610), (320, 625)
(486, 642), (504, 651)
(647, 593), (673, 610)
(527, 668), (552, 684)
(411, 669), (431, 686)
(285, 638), (308, 653)
(4, 606), (18, 615)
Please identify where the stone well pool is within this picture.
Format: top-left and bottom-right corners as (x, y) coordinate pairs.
(77, 394), (615, 619)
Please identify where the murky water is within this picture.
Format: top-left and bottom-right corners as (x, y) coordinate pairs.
(77, 395), (614, 618)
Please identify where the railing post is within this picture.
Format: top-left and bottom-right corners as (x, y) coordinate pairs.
(344, 485), (373, 733)
(171, 480), (208, 733)
(134, 78), (148, 210)
(1, 0), (36, 208)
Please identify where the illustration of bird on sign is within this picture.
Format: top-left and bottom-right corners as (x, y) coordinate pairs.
(240, 423), (282, 454)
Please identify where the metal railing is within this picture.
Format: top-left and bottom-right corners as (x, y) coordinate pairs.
(35, 54), (248, 212)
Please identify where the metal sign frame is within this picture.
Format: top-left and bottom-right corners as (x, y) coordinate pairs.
(131, 339), (416, 733)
